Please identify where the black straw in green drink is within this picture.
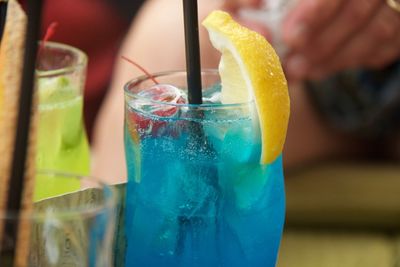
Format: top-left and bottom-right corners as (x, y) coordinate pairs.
(183, 0), (203, 104)
(0, 0), (43, 264)
(0, 0), (8, 41)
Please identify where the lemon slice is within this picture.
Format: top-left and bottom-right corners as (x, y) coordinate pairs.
(203, 10), (290, 164)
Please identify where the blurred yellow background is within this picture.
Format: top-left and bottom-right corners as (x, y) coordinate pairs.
(278, 163), (400, 266)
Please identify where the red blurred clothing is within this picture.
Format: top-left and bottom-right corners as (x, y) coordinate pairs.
(20, 0), (135, 137)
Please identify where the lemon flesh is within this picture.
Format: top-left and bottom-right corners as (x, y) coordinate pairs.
(203, 10), (290, 164)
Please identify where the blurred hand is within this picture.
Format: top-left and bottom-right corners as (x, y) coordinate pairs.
(282, 0), (400, 81)
(221, 0), (272, 39)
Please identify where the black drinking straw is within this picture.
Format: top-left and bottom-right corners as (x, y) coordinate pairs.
(175, 1), (221, 258)
(182, 0), (202, 104)
(0, 0), (7, 41)
(0, 0), (43, 264)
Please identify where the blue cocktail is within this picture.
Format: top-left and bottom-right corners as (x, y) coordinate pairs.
(123, 70), (285, 267)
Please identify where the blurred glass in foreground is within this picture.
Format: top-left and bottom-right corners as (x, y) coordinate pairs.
(0, 171), (116, 267)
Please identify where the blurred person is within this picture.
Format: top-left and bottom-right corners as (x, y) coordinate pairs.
(278, 0), (400, 164)
(92, 0), (400, 182)
(228, 0), (400, 81)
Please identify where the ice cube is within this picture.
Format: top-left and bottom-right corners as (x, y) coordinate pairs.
(202, 83), (222, 104)
(133, 84), (187, 117)
(222, 124), (260, 164)
(223, 157), (285, 264)
(38, 76), (78, 106)
(128, 84), (187, 136)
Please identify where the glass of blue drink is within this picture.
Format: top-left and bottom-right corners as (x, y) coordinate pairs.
(124, 70), (285, 267)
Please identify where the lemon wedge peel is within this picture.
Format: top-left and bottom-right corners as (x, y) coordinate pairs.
(203, 10), (290, 164)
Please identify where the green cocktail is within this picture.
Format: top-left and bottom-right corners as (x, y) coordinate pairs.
(34, 42), (90, 200)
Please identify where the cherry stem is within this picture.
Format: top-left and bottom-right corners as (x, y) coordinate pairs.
(38, 22), (58, 59)
(121, 56), (158, 84)
(43, 22), (58, 43)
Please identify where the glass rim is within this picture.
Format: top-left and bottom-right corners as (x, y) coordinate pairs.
(36, 41), (88, 79)
(124, 69), (254, 109)
(0, 170), (117, 221)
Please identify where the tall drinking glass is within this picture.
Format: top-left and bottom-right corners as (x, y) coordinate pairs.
(35, 42), (90, 200)
(0, 172), (117, 266)
(124, 70), (285, 267)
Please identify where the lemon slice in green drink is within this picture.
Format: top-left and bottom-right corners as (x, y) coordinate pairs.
(203, 10), (290, 164)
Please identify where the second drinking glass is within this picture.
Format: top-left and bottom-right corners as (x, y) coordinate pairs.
(35, 42), (90, 200)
